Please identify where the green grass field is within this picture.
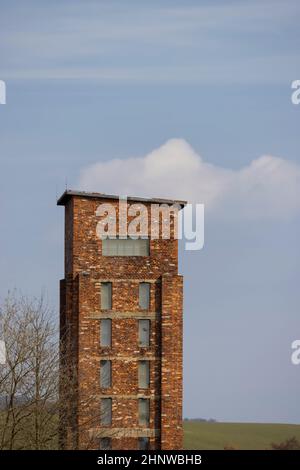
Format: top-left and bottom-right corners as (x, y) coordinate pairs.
(184, 421), (300, 450)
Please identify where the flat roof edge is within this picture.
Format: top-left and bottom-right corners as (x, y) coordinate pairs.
(57, 190), (187, 207)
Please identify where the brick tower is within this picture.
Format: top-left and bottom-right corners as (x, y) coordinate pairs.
(58, 190), (185, 450)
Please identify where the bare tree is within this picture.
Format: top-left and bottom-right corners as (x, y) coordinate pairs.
(0, 292), (58, 449)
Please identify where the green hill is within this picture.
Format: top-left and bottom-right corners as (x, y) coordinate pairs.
(184, 421), (300, 450)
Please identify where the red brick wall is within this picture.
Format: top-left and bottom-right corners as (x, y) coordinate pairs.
(161, 275), (183, 449)
(60, 195), (183, 449)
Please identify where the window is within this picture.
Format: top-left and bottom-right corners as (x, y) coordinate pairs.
(138, 437), (150, 450)
(99, 437), (111, 450)
(138, 399), (150, 426)
(138, 360), (150, 389)
(100, 319), (111, 347)
(139, 320), (150, 348)
(101, 398), (112, 425)
(102, 238), (149, 256)
(100, 360), (111, 388)
(101, 282), (112, 310)
(139, 283), (150, 310)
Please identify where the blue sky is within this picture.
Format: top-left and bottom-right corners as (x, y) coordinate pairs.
(0, 0), (300, 422)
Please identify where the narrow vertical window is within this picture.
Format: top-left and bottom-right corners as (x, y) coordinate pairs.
(100, 360), (111, 388)
(99, 437), (111, 450)
(138, 399), (150, 426)
(101, 282), (112, 310)
(138, 437), (150, 450)
(139, 320), (150, 347)
(139, 283), (150, 310)
(138, 360), (150, 389)
(101, 398), (112, 425)
(100, 319), (111, 347)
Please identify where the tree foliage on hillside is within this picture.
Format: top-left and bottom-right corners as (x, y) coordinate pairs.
(271, 436), (300, 450)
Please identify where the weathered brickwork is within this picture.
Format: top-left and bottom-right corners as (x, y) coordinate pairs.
(58, 191), (185, 450)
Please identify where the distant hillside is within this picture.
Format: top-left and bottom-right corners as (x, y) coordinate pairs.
(184, 418), (217, 423)
(184, 422), (300, 450)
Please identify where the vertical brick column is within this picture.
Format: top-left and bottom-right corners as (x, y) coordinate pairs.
(59, 276), (79, 449)
(161, 274), (183, 450)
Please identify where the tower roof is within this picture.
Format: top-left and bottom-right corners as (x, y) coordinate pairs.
(57, 190), (187, 208)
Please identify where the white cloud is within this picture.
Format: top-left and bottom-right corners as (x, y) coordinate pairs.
(79, 139), (300, 220)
